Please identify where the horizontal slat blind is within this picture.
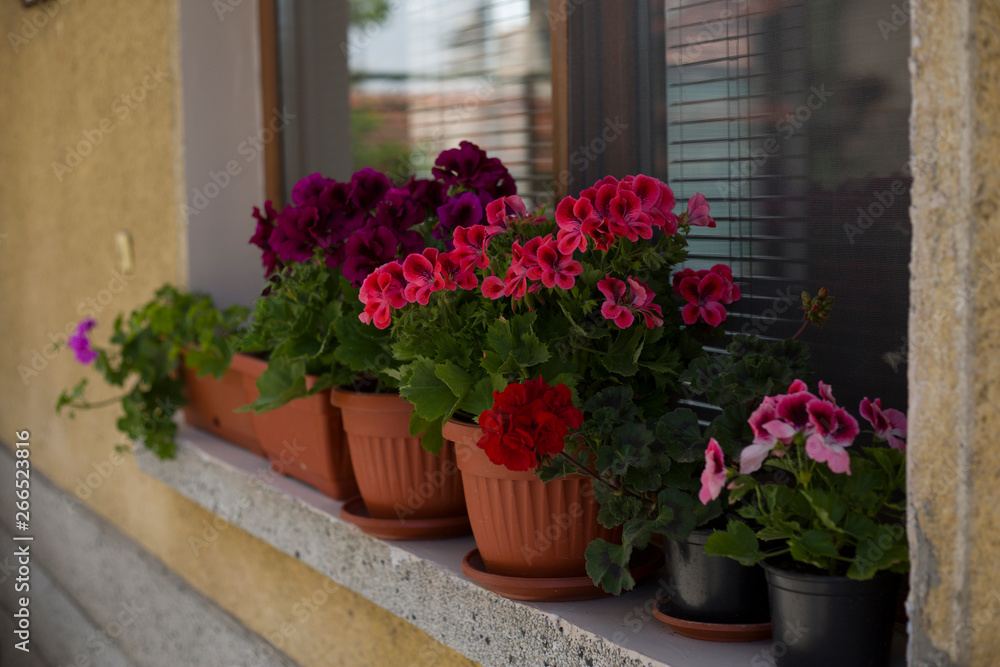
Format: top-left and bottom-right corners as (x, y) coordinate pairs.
(664, 0), (912, 412)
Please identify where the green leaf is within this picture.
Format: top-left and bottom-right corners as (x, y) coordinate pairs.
(655, 409), (703, 463)
(241, 358), (308, 413)
(585, 539), (635, 595)
(703, 520), (764, 566)
(434, 361), (475, 398)
(398, 359), (459, 421)
(601, 327), (644, 377)
(788, 530), (840, 568)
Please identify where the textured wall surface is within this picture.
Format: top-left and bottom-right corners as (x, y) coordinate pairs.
(909, 0), (1000, 665)
(0, 1), (475, 665)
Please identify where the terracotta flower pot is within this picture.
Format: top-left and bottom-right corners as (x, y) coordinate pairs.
(330, 389), (467, 523)
(181, 352), (264, 456)
(444, 419), (618, 579)
(239, 355), (358, 500)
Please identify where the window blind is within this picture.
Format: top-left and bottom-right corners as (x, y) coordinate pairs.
(664, 0), (912, 412)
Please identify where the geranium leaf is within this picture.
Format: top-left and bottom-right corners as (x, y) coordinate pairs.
(585, 539), (635, 595)
(703, 520), (763, 566)
(398, 359), (457, 421)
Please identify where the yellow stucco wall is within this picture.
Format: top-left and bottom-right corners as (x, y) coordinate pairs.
(909, 0), (1000, 664)
(0, 2), (475, 665)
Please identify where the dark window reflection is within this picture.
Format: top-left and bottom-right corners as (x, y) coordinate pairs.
(665, 0), (911, 412)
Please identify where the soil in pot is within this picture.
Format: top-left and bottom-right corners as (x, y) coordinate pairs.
(181, 352), (263, 456)
(664, 528), (770, 625)
(762, 561), (901, 667)
(444, 419), (620, 580)
(240, 355), (358, 500)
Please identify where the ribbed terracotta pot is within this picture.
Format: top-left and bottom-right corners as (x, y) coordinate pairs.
(330, 389), (466, 522)
(181, 352), (264, 456)
(444, 419), (618, 579)
(240, 355), (358, 500)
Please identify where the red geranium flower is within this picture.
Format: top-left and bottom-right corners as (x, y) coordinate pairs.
(476, 378), (583, 471)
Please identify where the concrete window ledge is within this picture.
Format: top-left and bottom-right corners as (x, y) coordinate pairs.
(136, 428), (905, 667)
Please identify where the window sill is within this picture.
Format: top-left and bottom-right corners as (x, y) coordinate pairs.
(136, 427), (906, 667)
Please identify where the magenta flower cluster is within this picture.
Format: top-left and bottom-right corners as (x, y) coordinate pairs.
(249, 142), (514, 286)
(360, 174), (736, 334)
(68, 318), (98, 365)
(698, 380), (908, 505)
(672, 264), (740, 328)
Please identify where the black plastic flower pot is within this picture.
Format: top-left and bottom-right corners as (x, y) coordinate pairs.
(762, 562), (901, 667)
(664, 528), (770, 624)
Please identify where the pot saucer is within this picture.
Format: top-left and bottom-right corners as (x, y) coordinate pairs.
(653, 598), (772, 642)
(461, 546), (663, 602)
(340, 497), (472, 540)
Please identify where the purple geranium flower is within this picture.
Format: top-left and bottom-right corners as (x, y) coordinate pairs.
(341, 225), (400, 286)
(349, 168), (393, 211)
(435, 193), (484, 247)
(403, 177), (447, 211)
(269, 205), (321, 263)
(250, 200), (281, 276)
(68, 318), (98, 365)
(291, 173), (335, 207)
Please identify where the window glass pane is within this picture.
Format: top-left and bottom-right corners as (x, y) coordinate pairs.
(349, 0), (553, 206)
(664, 0), (911, 411)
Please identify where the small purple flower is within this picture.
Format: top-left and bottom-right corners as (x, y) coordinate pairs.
(68, 318), (98, 365)
(435, 193), (484, 247)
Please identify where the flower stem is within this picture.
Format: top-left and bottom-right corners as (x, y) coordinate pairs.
(555, 451), (651, 507)
(791, 320), (810, 340)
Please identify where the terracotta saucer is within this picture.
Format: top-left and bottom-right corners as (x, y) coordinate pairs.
(653, 598), (772, 642)
(339, 497), (472, 540)
(461, 546), (663, 602)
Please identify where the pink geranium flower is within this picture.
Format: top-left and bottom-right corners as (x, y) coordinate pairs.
(597, 277), (663, 329)
(485, 195), (527, 235)
(677, 272), (727, 327)
(535, 241), (583, 289)
(435, 251), (478, 291)
(597, 277), (635, 328)
(709, 264), (741, 304)
(740, 396), (781, 474)
(481, 275), (504, 299)
(555, 196), (599, 254)
(763, 389), (817, 443)
(686, 193), (716, 227)
(627, 278), (664, 328)
(583, 183), (620, 251)
(804, 399), (859, 475)
(68, 318), (98, 365)
(402, 248), (444, 305)
(358, 261), (407, 329)
(860, 397), (908, 451)
(609, 190), (654, 242)
(452, 225), (490, 271)
(699, 438), (727, 504)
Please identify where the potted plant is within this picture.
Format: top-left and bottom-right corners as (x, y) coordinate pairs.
(328, 142), (516, 537)
(699, 381), (907, 665)
(56, 285), (254, 458)
(239, 142), (509, 520)
(603, 290), (834, 641)
(362, 174), (728, 598)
